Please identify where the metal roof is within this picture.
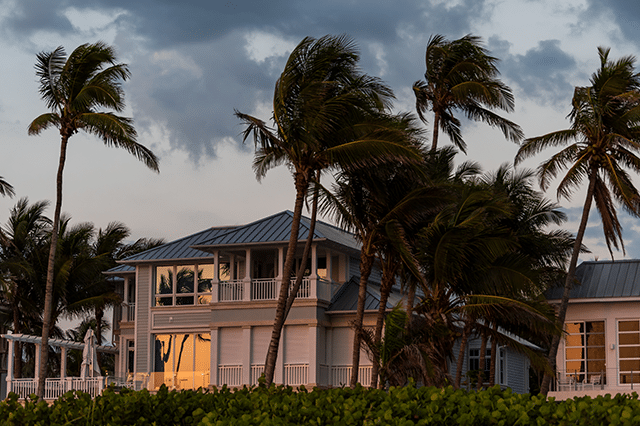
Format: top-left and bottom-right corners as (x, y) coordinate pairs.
(328, 277), (403, 312)
(104, 264), (134, 275)
(547, 259), (640, 300)
(117, 226), (235, 264)
(193, 210), (360, 251)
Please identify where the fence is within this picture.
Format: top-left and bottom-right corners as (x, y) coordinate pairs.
(11, 377), (106, 399)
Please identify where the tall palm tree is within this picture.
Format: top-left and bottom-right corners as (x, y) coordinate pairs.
(0, 176), (14, 197)
(515, 47), (640, 395)
(235, 34), (419, 386)
(413, 34), (523, 152)
(28, 42), (159, 398)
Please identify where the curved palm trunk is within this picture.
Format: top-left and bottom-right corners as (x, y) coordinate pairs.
(263, 171), (309, 386)
(372, 258), (397, 389)
(12, 301), (23, 379)
(431, 111), (441, 152)
(95, 306), (104, 366)
(349, 248), (375, 388)
(477, 331), (488, 390)
(540, 174), (596, 395)
(37, 133), (68, 398)
(405, 282), (416, 331)
(454, 323), (471, 388)
(489, 324), (498, 385)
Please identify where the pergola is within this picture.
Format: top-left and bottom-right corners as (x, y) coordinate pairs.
(2, 333), (119, 399)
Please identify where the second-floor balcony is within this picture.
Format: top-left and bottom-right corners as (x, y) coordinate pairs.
(215, 277), (340, 303)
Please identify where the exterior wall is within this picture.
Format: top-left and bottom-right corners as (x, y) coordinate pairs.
(134, 265), (152, 374)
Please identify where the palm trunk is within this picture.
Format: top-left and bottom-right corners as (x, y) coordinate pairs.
(12, 303), (22, 379)
(263, 170), (309, 386)
(454, 323), (471, 388)
(540, 173), (595, 396)
(431, 111), (440, 152)
(405, 281), (415, 331)
(477, 331), (488, 391)
(95, 306), (104, 366)
(489, 324), (498, 385)
(37, 133), (68, 399)
(371, 257), (397, 389)
(349, 247), (375, 388)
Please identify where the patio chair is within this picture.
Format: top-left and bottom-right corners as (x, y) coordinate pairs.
(557, 375), (575, 391)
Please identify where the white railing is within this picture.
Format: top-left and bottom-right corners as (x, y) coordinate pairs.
(317, 278), (341, 301)
(252, 279), (279, 300)
(126, 303), (136, 321)
(251, 364), (265, 385)
(218, 365), (243, 386)
(284, 363), (308, 386)
(330, 365), (373, 387)
(10, 377), (106, 399)
(219, 281), (244, 301)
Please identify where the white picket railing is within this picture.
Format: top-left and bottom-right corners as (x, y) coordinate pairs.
(330, 365), (373, 387)
(284, 363), (309, 386)
(218, 278), (327, 302)
(10, 377), (106, 399)
(251, 279), (279, 300)
(219, 281), (244, 301)
(126, 303), (136, 321)
(218, 365), (243, 386)
(251, 364), (265, 385)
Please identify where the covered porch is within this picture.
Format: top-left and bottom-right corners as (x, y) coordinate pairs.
(2, 333), (119, 400)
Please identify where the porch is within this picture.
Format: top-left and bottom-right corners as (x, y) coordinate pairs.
(2, 333), (118, 400)
(549, 367), (640, 400)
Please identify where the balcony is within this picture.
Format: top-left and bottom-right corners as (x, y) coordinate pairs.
(215, 278), (340, 303)
(550, 367), (640, 400)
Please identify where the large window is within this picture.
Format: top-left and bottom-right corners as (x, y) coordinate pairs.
(154, 265), (214, 306)
(153, 333), (211, 389)
(618, 320), (640, 384)
(565, 321), (605, 383)
(468, 346), (505, 385)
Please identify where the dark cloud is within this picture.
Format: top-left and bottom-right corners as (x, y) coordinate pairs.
(585, 0), (640, 48)
(495, 39), (577, 107)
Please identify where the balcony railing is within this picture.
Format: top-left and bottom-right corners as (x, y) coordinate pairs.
(10, 377), (106, 399)
(217, 278), (340, 303)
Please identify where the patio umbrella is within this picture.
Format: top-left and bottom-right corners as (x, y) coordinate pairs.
(81, 329), (101, 378)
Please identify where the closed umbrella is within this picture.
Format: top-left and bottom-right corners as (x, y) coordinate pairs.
(81, 329), (101, 378)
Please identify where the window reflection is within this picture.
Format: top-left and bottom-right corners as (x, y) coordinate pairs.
(153, 333), (211, 390)
(154, 264), (213, 306)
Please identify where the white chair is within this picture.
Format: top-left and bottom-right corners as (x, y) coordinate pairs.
(557, 375), (575, 391)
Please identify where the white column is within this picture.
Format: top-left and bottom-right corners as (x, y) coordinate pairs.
(277, 247), (284, 296)
(60, 347), (67, 378)
(210, 328), (218, 387)
(310, 244), (318, 298)
(326, 250), (333, 282)
(34, 343), (41, 382)
(211, 251), (219, 303)
(6, 339), (13, 394)
(243, 249), (252, 301)
(242, 327), (251, 385)
(308, 326), (319, 386)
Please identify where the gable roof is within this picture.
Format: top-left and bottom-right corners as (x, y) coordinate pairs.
(328, 277), (404, 312)
(192, 210), (360, 252)
(547, 259), (640, 300)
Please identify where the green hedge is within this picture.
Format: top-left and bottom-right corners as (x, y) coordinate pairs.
(2, 384), (640, 425)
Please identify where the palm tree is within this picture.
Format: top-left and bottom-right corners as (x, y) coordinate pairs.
(235, 34), (419, 386)
(413, 34), (523, 152)
(0, 198), (50, 378)
(0, 176), (14, 197)
(28, 42), (159, 398)
(515, 47), (640, 395)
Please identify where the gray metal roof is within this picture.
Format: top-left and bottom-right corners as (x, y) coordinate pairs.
(104, 264), (135, 275)
(193, 210), (360, 251)
(117, 226), (235, 264)
(547, 259), (640, 300)
(328, 277), (404, 312)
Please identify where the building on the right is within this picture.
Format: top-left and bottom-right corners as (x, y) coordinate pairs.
(547, 259), (640, 399)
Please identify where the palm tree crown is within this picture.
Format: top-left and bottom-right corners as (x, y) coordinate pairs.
(413, 34), (523, 152)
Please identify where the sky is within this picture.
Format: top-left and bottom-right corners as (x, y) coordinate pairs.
(1, 0), (640, 262)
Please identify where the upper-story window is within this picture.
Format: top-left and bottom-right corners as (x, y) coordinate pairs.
(154, 264), (214, 306)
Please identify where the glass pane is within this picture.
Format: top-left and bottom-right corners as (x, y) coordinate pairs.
(620, 373), (640, 384)
(566, 322), (584, 334)
(620, 346), (640, 359)
(156, 267), (173, 294)
(620, 359), (640, 371)
(195, 333), (211, 389)
(587, 347), (605, 360)
(176, 266), (195, 293)
(176, 296), (194, 305)
(566, 346), (584, 361)
(586, 333), (605, 346)
(565, 333), (584, 347)
(198, 265), (214, 293)
(620, 333), (640, 345)
(566, 360), (584, 374)
(198, 294), (212, 304)
(155, 296), (173, 306)
(620, 321), (640, 332)
(587, 360), (606, 374)
(587, 321), (605, 333)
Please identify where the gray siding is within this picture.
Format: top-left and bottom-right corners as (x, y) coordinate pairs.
(135, 265), (151, 373)
(153, 310), (211, 328)
(505, 349), (530, 394)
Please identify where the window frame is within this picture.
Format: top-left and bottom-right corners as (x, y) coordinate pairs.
(153, 263), (214, 306)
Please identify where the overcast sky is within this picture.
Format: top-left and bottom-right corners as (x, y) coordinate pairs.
(1, 0), (639, 262)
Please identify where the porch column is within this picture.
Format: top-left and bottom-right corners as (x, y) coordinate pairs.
(34, 343), (41, 383)
(60, 347), (67, 378)
(277, 247), (284, 294)
(211, 251), (219, 303)
(243, 249), (252, 301)
(325, 250), (333, 300)
(229, 255), (236, 280)
(308, 326), (319, 386)
(310, 244), (318, 298)
(6, 339), (13, 394)
(210, 328), (218, 387)
(242, 327), (251, 385)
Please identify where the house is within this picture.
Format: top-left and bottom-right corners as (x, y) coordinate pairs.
(547, 259), (640, 399)
(2, 210), (535, 398)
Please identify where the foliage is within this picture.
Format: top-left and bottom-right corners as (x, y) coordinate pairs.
(6, 385), (640, 425)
